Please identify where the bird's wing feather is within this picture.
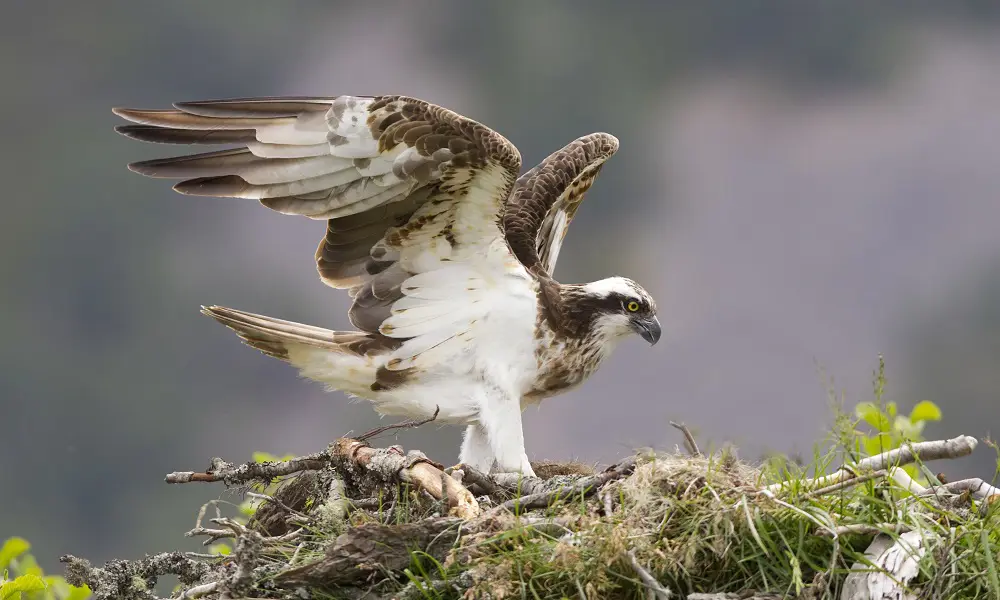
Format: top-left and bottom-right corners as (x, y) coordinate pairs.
(504, 133), (619, 277)
(115, 96), (527, 390)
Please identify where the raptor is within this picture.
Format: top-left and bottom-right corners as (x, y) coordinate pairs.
(114, 95), (661, 477)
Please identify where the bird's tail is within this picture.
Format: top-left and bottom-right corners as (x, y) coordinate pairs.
(202, 305), (399, 395)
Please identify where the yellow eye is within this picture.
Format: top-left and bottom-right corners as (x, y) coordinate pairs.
(626, 301), (640, 312)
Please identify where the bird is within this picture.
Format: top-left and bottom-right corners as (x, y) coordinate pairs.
(113, 95), (661, 477)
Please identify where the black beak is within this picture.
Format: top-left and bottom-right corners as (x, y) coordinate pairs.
(633, 316), (661, 345)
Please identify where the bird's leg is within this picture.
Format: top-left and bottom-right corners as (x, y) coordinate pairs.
(479, 391), (535, 477)
(459, 423), (494, 474)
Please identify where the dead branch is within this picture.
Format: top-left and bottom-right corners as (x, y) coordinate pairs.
(185, 526), (234, 545)
(448, 463), (500, 496)
(802, 469), (888, 500)
(490, 471), (549, 496)
(165, 454), (329, 485)
(356, 405), (440, 442)
(164, 437), (479, 519)
(818, 524), (911, 538)
(245, 491), (309, 521)
(626, 550), (673, 599)
(173, 581), (218, 600)
(497, 457), (638, 512)
(855, 435), (977, 473)
(332, 438), (479, 519)
(923, 477), (1000, 500)
(765, 435), (978, 495)
(669, 421), (701, 457)
(61, 553), (211, 600)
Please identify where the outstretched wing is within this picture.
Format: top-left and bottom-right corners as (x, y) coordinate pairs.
(504, 133), (618, 277)
(116, 96), (524, 387)
(116, 95), (521, 314)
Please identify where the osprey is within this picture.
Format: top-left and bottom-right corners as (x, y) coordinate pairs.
(114, 95), (660, 477)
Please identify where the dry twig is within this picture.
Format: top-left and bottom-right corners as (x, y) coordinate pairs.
(448, 463), (499, 496)
(669, 421), (701, 457)
(165, 454), (329, 485)
(498, 457), (638, 512)
(626, 550), (672, 599)
(818, 523), (911, 538)
(356, 405), (440, 442)
(802, 469), (888, 500)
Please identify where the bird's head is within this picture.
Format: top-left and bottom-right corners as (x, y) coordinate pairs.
(575, 276), (661, 345)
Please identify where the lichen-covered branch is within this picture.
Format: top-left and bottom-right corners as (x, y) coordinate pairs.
(164, 437), (480, 519)
(331, 438), (479, 519)
(60, 553), (211, 600)
(494, 456), (639, 512)
(165, 453), (330, 484)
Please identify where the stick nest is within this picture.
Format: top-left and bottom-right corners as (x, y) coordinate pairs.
(60, 428), (1000, 600)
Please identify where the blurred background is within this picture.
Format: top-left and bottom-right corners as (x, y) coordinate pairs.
(3, 0), (1000, 572)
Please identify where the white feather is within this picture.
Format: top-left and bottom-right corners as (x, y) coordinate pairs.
(309, 182), (411, 219)
(246, 142), (331, 159)
(255, 124), (329, 146)
(543, 209), (569, 273)
(389, 331), (464, 371)
(581, 276), (641, 298)
(380, 303), (478, 339)
(239, 168), (361, 200)
(324, 97), (380, 158)
(239, 156), (353, 185)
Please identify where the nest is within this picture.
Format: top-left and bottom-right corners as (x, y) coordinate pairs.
(61, 428), (1000, 600)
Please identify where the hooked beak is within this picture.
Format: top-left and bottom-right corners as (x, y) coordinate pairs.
(632, 315), (661, 345)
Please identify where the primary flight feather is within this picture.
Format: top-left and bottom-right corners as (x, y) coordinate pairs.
(114, 95), (660, 476)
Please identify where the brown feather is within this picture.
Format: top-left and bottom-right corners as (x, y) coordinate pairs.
(115, 125), (257, 145)
(173, 97), (334, 118)
(201, 305), (400, 360)
(504, 133), (618, 277)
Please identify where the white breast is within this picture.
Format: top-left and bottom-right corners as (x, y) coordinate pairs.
(369, 242), (541, 422)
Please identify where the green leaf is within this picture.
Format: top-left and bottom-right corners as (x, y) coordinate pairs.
(863, 436), (885, 457)
(42, 576), (67, 597)
(11, 556), (40, 579)
(855, 403), (888, 431)
(0, 540), (29, 571)
(910, 400), (942, 424)
(983, 527), (1000, 599)
(1, 574), (45, 600)
(206, 543), (231, 556)
(252, 451), (276, 464)
(238, 500), (257, 517)
(251, 451), (294, 464)
(65, 585), (91, 600)
(893, 416), (923, 439)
